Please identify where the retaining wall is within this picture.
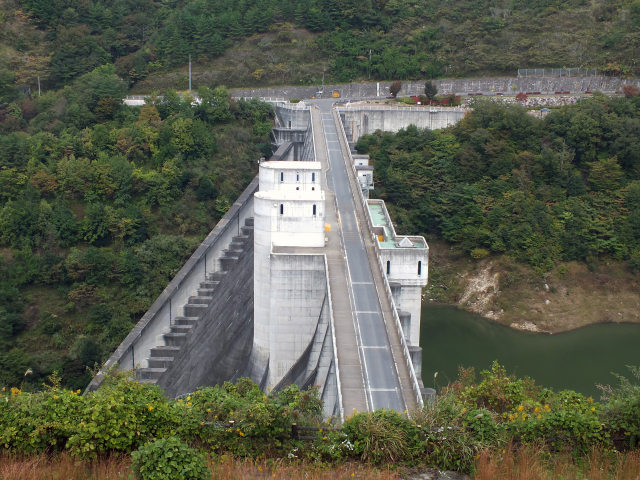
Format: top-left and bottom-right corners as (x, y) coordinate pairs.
(338, 106), (466, 141)
(231, 76), (640, 101)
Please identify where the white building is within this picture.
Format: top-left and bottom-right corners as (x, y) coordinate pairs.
(367, 199), (428, 348)
(252, 160), (326, 389)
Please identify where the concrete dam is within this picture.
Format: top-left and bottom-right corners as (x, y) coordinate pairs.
(88, 100), (454, 418)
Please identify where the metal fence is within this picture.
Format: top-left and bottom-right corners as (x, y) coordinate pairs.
(517, 68), (599, 77)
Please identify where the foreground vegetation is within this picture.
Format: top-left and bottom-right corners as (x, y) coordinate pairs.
(1, 364), (639, 478)
(2, 450), (639, 480)
(3, 0), (640, 93)
(0, 65), (273, 390)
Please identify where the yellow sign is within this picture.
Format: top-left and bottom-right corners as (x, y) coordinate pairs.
(332, 91), (340, 98)
(324, 223), (331, 232)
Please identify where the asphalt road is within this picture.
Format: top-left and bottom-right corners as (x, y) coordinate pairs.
(314, 101), (406, 412)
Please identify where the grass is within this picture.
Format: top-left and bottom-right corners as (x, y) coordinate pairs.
(4, 449), (640, 479)
(474, 446), (640, 480)
(0, 453), (402, 480)
(0, 453), (131, 480)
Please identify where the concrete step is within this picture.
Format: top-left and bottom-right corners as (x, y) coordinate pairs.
(241, 225), (254, 235)
(197, 288), (216, 296)
(233, 234), (251, 244)
(148, 357), (174, 368)
(188, 295), (213, 305)
(171, 324), (193, 334)
(207, 272), (226, 281)
(200, 280), (220, 289)
(164, 332), (187, 346)
(137, 378), (158, 384)
(232, 234), (250, 244)
(174, 316), (198, 326)
(244, 217), (254, 227)
(219, 256), (238, 271)
(227, 243), (245, 253)
(184, 303), (208, 317)
(136, 367), (167, 380)
(150, 346), (181, 357)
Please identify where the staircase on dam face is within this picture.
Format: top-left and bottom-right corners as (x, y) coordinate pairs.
(135, 218), (255, 384)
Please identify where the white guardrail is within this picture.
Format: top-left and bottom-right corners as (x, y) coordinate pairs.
(332, 109), (424, 409)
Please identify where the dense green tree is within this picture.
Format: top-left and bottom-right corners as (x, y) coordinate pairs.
(424, 81), (438, 101)
(361, 96), (640, 271)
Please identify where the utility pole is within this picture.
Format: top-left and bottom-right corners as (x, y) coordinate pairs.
(188, 55), (192, 92)
(37, 76), (41, 96)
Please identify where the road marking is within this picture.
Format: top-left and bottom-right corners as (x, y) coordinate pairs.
(351, 282), (373, 285)
(322, 112), (374, 412)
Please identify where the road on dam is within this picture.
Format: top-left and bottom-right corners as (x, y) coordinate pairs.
(313, 100), (406, 412)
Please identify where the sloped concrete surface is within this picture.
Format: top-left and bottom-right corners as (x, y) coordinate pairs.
(156, 226), (254, 398)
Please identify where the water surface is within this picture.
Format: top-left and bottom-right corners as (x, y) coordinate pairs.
(420, 304), (640, 398)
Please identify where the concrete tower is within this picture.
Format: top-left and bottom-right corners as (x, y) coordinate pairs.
(252, 161), (326, 389)
(367, 199), (428, 374)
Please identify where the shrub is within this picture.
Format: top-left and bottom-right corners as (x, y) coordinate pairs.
(389, 81), (402, 98)
(600, 365), (640, 450)
(462, 408), (502, 443)
(507, 390), (607, 455)
(173, 380), (322, 457)
(308, 429), (355, 463)
(131, 436), (209, 480)
(398, 96), (416, 105)
(0, 384), (84, 453)
(66, 372), (169, 458)
(460, 361), (538, 413)
(289, 98), (301, 103)
(342, 409), (421, 464)
(470, 248), (489, 259)
(413, 392), (503, 473)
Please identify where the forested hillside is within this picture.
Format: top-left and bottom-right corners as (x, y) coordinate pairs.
(2, 0), (640, 93)
(357, 95), (640, 273)
(0, 65), (273, 390)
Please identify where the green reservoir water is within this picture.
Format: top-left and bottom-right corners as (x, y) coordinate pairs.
(420, 304), (640, 398)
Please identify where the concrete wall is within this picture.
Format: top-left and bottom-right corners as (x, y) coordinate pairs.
(274, 103), (311, 129)
(232, 76), (640, 101)
(157, 234), (255, 397)
(268, 254), (328, 389)
(339, 106), (466, 141)
(259, 161), (322, 192)
(87, 176), (259, 392)
(271, 104), (315, 162)
(254, 191), (325, 248)
(271, 272), (341, 419)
